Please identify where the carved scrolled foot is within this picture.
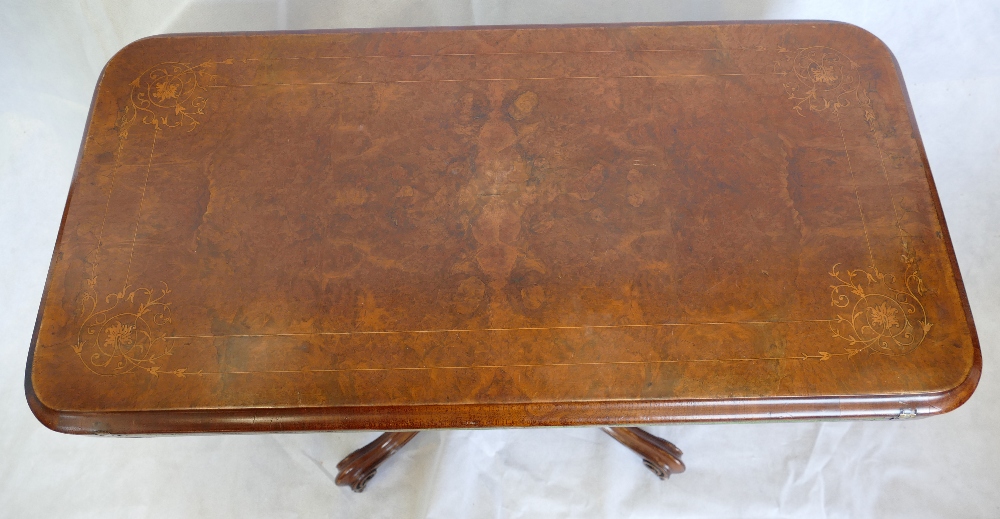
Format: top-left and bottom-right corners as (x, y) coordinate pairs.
(601, 427), (685, 480)
(335, 431), (419, 492)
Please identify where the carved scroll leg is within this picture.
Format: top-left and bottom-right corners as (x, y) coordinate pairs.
(601, 427), (685, 480)
(335, 431), (419, 492)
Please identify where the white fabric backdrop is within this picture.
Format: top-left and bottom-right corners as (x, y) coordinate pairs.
(1, 1), (998, 517)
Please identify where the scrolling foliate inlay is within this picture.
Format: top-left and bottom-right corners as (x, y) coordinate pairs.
(777, 46), (871, 118)
(828, 252), (932, 357)
(75, 281), (196, 377)
(115, 60), (230, 156)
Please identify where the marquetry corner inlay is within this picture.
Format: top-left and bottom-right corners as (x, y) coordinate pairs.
(827, 255), (931, 359)
(777, 46), (876, 130)
(75, 280), (194, 377)
(116, 60), (231, 157)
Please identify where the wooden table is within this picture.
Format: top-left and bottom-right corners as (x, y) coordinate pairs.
(26, 22), (981, 492)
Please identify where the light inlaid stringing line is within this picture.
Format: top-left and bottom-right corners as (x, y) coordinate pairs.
(123, 128), (160, 286)
(205, 72), (786, 88)
(836, 112), (876, 267)
(152, 353), (859, 377)
(163, 319), (834, 340)
(870, 128), (908, 251)
(235, 47), (766, 62)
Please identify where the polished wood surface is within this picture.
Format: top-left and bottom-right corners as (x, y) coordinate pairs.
(26, 22), (980, 435)
(601, 427), (685, 479)
(336, 431), (419, 492)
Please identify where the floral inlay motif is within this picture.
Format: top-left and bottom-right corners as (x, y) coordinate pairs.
(152, 81), (180, 102)
(827, 252), (932, 357)
(115, 60), (232, 157)
(75, 278), (193, 377)
(810, 64), (838, 84)
(103, 322), (135, 351)
(778, 46), (868, 116)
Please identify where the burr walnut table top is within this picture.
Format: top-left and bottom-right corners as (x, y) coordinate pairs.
(26, 22), (980, 435)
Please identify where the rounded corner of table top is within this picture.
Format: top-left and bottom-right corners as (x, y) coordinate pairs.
(24, 364), (78, 435)
(920, 338), (983, 417)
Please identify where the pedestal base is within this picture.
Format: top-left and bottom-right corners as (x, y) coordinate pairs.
(335, 427), (684, 492)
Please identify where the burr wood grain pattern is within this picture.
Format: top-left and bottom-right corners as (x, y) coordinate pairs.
(26, 22), (980, 435)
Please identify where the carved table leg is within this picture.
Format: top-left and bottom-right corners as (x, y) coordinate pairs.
(601, 427), (685, 479)
(335, 431), (419, 492)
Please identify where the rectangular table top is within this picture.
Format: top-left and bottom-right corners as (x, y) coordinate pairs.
(26, 22), (980, 435)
